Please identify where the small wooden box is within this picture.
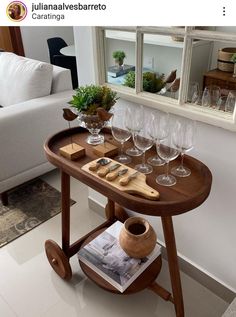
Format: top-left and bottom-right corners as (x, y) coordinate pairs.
(59, 143), (85, 161)
(93, 142), (118, 158)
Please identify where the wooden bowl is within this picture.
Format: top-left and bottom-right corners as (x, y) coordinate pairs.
(119, 217), (157, 259)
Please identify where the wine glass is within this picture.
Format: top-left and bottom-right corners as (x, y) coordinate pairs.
(125, 105), (144, 156)
(111, 110), (132, 164)
(225, 91), (236, 113)
(171, 118), (195, 177)
(133, 126), (154, 174)
(201, 87), (211, 107)
(156, 133), (179, 186)
(147, 111), (169, 166)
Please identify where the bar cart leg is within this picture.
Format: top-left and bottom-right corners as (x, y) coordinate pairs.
(105, 201), (129, 223)
(61, 170), (70, 255)
(44, 170), (72, 280)
(161, 216), (184, 317)
(105, 199), (115, 221)
(1, 191), (8, 206)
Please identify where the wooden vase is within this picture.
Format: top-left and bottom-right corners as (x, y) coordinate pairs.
(119, 217), (157, 259)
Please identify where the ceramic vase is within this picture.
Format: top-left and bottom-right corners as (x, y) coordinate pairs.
(119, 217), (157, 259)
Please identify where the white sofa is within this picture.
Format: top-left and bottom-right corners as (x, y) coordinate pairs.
(0, 52), (75, 204)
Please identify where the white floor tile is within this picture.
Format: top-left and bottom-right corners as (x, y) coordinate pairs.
(0, 296), (17, 317)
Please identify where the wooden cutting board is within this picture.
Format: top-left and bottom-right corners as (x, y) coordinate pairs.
(82, 158), (160, 200)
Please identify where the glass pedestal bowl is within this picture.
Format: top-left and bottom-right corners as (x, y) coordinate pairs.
(78, 113), (106, 145)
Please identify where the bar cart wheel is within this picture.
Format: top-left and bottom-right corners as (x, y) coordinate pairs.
(45, 239), (72, 280)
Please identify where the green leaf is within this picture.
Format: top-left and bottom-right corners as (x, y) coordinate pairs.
(68, 84), (118, 115)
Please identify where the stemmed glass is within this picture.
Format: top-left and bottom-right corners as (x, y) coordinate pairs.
(171, 118), (195, 177)
(147, 111), (169, 166)
(133, 125), (154, 174)
(111, 110), (132, 164)
(125, 105), (144, 156)
(156, 132), (179, 186)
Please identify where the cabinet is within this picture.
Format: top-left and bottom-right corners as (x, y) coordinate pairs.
(203, 69), (236, 91)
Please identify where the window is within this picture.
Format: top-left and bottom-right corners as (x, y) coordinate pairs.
(94, 27), (236, 131)
(104, 30), (136, 88)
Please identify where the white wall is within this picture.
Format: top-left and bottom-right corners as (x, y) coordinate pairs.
(20, 26), (74, 63)
(73, 27), (96, 85)
(74, 26), (236, 293)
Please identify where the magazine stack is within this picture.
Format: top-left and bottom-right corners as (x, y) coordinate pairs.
(78, 221), (161, 293)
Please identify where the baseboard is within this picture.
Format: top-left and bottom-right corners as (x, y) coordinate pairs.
(88, 196), (236, 304)
(88, 196), (106, 218)
(222, 297), (236, 316)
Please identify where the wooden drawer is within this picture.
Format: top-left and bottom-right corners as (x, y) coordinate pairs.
(204, 77), (230, 90)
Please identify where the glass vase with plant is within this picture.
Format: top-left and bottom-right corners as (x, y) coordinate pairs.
(69, 85), (118, 145)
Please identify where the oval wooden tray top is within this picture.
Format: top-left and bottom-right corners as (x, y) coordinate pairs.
(44, 127), (212, 217)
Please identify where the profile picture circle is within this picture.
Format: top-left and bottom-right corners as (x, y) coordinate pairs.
(7, 1), (27, 21)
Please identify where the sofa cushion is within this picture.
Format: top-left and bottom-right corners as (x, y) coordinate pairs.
(0, 53), (53, 107)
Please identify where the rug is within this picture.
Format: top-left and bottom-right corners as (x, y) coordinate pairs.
(0, 179), (76, 248)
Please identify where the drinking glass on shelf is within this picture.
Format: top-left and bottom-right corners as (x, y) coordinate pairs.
(210, 85), (221, 108)
(111, 110), (132, 164)
(156, 133), (179, 186)
(125, 105), (144, 156)
(192, 90), (202, 106)
(188, 82), (200, 103)
(133, 126), (154, 174)
(171, 118), (195, 177)
(225, 91), (236, 114)
(201, 87), (211, 107)
(147, 111), (169, 166)
(216, 96), (227, 111)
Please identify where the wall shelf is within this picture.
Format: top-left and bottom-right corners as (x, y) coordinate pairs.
(105, 30), (209, 48)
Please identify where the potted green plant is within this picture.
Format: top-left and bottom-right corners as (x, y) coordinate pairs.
(69, 85), (118, 145)
(112, 50), (126, 67)
(231, 53), (236, 77)
(124, 71), (165, 93)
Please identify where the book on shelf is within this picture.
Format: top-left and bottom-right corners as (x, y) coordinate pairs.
(77, 221), (161, 293)
(107, 65), (135, 78)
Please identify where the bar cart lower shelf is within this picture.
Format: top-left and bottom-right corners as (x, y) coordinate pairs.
(79, 228), (162, 295)
(44, 127), (212, 317)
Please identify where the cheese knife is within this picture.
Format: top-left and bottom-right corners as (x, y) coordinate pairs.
(119, 171), (139, 186)
(89, 158), (110, 171)
(97, 163), (121, 177)
(106, 168), (128, 181)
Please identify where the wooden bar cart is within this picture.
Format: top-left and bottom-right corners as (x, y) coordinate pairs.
(44, 127), (212, 317)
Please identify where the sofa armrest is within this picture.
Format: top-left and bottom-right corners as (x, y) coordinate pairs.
(0, 90), (76, 182)
(51, 65), (73, 94)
